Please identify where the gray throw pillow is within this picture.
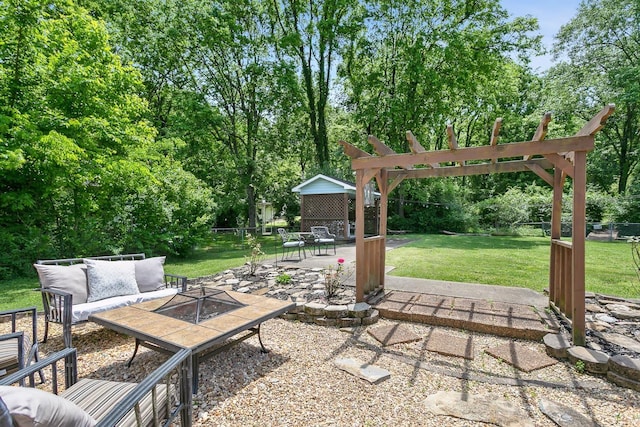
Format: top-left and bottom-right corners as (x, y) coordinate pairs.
(84, 259), (139, 302)
(33, 263), (88, 304)
(135, 256), (166, 292)
(0, 385), (96, 427)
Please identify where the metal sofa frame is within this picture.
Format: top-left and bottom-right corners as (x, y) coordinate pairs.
(35, 253), (187, 348)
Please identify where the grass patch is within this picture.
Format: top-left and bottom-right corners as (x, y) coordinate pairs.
(386, 234), (639, 298)
(3, 232), (638, 311)
(0, 277), (41, 311)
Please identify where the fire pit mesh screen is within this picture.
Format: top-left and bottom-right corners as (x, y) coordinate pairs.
(153, 288), (245, 324)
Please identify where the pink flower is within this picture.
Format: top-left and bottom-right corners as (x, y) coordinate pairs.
(337, 258), (345, 264)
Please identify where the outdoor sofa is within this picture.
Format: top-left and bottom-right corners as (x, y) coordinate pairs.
(0, 346), (192, 426)
(34, 254), (187, 348)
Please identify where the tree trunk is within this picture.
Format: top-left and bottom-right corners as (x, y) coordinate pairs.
(247, 183), (256, 230)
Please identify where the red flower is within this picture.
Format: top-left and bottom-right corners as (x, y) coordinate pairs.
(337, 258), (345, 264)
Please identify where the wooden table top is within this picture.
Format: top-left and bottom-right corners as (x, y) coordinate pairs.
(90, 290), (295, 353)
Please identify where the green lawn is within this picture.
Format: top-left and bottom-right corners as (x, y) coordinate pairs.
(386, 234), (639, 298)
(2, 233), (638, 311)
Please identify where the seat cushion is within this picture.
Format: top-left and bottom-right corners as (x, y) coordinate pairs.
(135, 257), (166, 292)
(0, 335), (31, 377)
(283, 241), (304, 248)
(0, 385), (96, 427)
(72, 288), (179, 323)
(315, 238), (335, 244)
(34, 263), (89, 304)
(84, 259), (139, 303)
(61, 378), (171, 426)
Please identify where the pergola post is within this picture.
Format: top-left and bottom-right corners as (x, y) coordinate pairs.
(572, 150), (587, 346)
(377, 169), (389, 290)
(355, 169), (366, 302)
(549, 170), (565, 307)
(343, 192), (349, 239)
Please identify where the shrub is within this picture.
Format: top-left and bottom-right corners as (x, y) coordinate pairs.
(245, 233), (264, 275)
(477, 187), (530, 229)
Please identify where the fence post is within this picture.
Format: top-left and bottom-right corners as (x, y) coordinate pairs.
(609, 222), (614, 242)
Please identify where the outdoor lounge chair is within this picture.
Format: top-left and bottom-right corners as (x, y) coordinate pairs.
(0, 307), (44, 385)
(310, 226), (336, 255)
(277, 228), (306, 261)
(0, 346), (193, 426)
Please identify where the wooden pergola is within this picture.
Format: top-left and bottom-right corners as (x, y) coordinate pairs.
(340, 104), (615, 346)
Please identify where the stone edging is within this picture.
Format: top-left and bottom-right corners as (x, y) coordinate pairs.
(281, 301), (379, 327)
(544, 332), (640, 391)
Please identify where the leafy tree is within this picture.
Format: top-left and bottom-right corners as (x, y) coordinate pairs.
(550, 0), (640, 194)
(340, 0), (540, 152)
(270, 0), (364, 168)
(0, 0), (213, 278)
(91, 0), (308, 229)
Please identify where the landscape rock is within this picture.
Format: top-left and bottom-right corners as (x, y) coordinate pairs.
(567, 347), (609, 374)
(585, 303), (606, 313)
(543, 333), (571, 359)
(595, 332), (640, 354)
(594, 313), (618, 324)
(610, 309), (640, 320)
(608, 355), (640, 382)
(538, 399), (599, 427)
(334, 357), (390, 384)
(424, 391), (534, 427)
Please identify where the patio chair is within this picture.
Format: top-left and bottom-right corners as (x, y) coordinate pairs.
(310, 226), (336, 255)
(0, 307), (44, 385)
(277, 228), (306, 261)
(0, 346), (193, 426)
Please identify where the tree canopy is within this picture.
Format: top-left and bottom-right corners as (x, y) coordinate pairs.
(1, 0), (635, 279)
(0, 0), (213, 278)
(549, 0), (640, 194)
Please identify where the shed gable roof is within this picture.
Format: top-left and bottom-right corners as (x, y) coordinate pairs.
(291, 174), (356, 195)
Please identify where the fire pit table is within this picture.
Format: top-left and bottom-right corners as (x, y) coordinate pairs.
(89, 288), (294, 392)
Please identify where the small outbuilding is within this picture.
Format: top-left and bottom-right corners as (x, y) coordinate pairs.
(292, 174), (379, 240)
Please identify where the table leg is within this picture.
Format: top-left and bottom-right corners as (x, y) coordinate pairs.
(256, 324), (269, 353)
(126, 339), (141, 367)
(192, 353), (200, 394)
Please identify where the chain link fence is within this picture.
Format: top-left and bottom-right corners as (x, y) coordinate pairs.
(516, 222), (640, 241)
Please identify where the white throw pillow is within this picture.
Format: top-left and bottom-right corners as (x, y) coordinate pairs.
(84, 259), (139, 302)
(0, 385), (96, 427)
(135, 256), (166, 292)
(33, 263), (88, 304)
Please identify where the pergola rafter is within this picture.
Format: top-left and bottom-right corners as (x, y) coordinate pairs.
(340, 104), (615, 346)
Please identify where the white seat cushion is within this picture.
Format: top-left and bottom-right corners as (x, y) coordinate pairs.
(283, 241), (304, 248)
(315, 238), (334, 243)
(72, 288), (179, 323)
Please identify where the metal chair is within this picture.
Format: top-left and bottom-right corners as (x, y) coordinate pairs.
(277, 228), (306, 261)
(310, 226), (336, 255)
(0, 307), (44, 385)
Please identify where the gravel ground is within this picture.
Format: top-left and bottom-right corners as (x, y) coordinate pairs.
(4, 316), (640, 427)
